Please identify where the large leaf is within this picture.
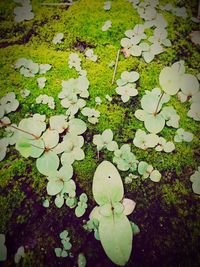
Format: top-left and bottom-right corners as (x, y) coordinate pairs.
(92, 161), (124, 206)
(99, 213), (133, 266)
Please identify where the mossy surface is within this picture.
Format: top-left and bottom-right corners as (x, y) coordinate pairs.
(0, 0), (200, 266)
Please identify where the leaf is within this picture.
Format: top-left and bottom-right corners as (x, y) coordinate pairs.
(66, 197), (76, 208)
(61, 240), (72, 250)
(54, 248), (62, 257)
(80, 193), (88, 203)
(134, 109), (147, 121)
(14, 246), (25, 264)
(54, 194), (64, 207)
(78, 253), (87, 267)
(144, 113), (165, 133)
(59, 230), (68, 240)
(102, 129), (113, 143)
(18, 117), (46, 139)
(100, 203), (112, 217)
(141, 93), (161, 114)
(18, 142), (31, 148)
(180, 74), (199, 96)
(99, 213), (132, 266)
(113, 202), (124, 214)
(49, 115), (68, 133)
(130, 222), (140, 235)
(61, 250), (68, 257)
(75, 206), (86, 217)
(122, 198), (136, 215)
(150, 170), (161, 182)
(47, 180), (63, 196)
(16, 138), (44, 158)
(192, 180), (200, 195)
(142, 52), (154, 63)
(36, 151), (59, 176)
(89, 206), (102, 221)
(159, 66), (180, 95)
(107, 141), (118, 151)
(93, 161), (124, 206)
(42, 199), (49, 208)
(42, 129), (59, 149)
(138, 161), (149, 175)
(129, 45), (142, 56)
(163, 142), (175, 153)
(68, 118), (87, 135)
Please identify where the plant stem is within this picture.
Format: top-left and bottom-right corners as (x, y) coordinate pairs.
(10, 125), (39, 139)
(41, 2), (72, 6)
(0, 121), (38, 139)
(30, 142), (45, 150)
(154, 92), (164, 115)
(112, 50), (120, 85)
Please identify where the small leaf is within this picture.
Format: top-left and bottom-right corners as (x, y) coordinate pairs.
(150, 170), (161, 182)
(122, 198), (136, 215)
(55, 194), (64, 207)
(75, 206), (86, 217)
(54, 247), (62, 257)
(61, 240), (72, 250)
(78, 253), (87, 267)
(59, 230), (68, 240)
(61, 250), (68, 257)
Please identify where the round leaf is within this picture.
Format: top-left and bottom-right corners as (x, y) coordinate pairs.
(36, 151), (59, 176)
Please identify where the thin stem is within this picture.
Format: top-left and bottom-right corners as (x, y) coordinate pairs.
(30, 142), (45, 151)
(154, 92), (164, 115)
(0, 121), (38, 139)
(41, 2), (72, 6)
(112, 50), (120, 85)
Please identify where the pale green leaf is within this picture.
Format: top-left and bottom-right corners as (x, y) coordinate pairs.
(36, 151), (59, 176)
(144, 113), (165, 133)
(78, 253), (87, 267)
(93, 161), (124, 206)
(99, 213), (132, 266)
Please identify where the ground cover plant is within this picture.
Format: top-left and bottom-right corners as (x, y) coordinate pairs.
(0, 0), (200, 266)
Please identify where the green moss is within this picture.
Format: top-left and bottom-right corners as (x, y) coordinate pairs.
(162, 179), (189, 206)
(0, 185), (25, 232)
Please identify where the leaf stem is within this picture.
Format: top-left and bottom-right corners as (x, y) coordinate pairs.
(154, 92), (164, 115)
(30, 142), (45, 151)
(0, 121), (39, 139)
(112, 50), (120, 85)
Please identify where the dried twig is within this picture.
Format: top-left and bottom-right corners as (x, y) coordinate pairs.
(112, 50), (120, 85)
